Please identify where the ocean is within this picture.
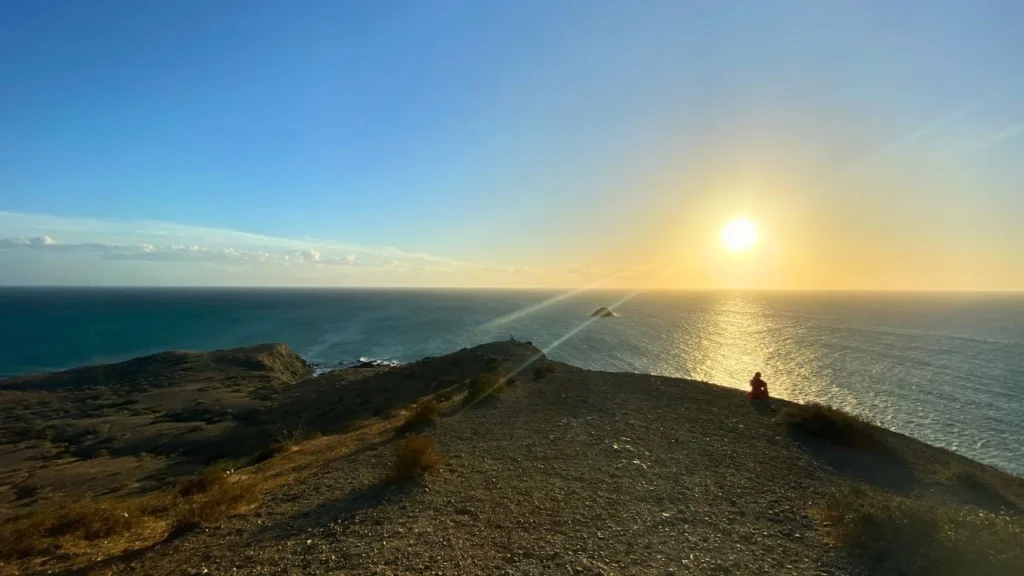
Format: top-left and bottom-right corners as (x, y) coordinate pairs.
(0, 287), (1021, 477)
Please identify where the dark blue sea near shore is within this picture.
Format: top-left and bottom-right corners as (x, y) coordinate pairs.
(1, 287), (1021, 476)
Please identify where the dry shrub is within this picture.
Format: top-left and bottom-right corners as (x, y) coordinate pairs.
(401, 400), (440, 432)
(178, 465), (228, 497)
(816, 486), (1024, 576)
(0, 513), (60, 559)
(0, 468), (258, 562)
(13, 481), (40, 500)
(48, 501), (141, 540)
(780, 402), (878, 447)
(534, 365), (556, 379)
(0, 499), (144, 560)
(388, 434), (442, 483)
(171, 477), (259, 532)
(250, 440), (289, 464)
(463, 373), (503, 406)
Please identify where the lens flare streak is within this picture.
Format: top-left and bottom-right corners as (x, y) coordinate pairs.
(462, 291), (638, 409)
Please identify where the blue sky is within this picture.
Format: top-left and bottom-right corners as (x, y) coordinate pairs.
(2, 1), (1022, 288)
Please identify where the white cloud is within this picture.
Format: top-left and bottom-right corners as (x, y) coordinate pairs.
(0, 211), (473, 270)
(0, 211), (625, 287)
(0, 235), (371, 269)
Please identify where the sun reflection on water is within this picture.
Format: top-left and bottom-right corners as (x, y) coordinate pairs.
(654, 293), (858, 408)
(682, 294), (772, 392)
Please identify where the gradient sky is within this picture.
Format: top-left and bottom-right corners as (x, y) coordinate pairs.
(2, 1), (1022, 289)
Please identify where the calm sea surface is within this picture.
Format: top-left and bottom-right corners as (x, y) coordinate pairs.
(1, 288), (1021, 476)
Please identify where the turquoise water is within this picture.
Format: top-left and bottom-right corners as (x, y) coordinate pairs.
(1, 287), (1021, 476)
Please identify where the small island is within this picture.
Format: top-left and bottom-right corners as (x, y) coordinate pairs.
(590, 306), (616, 317)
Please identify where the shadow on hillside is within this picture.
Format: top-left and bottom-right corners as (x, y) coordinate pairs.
(952, 482), (1022, 514)
(942, 467), (1022, 514)
(748, 399), (774, 416)
(252, 481), (420, 543)
(38, 529), (188, 576)
(792, 437), (918, 495)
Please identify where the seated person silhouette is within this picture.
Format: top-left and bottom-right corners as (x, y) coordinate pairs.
(746, 371), (769, 400)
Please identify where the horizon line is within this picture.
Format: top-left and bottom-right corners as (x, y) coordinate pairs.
(2, 285), (1022, 294)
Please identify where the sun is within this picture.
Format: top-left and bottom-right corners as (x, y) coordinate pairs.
(720, 218), (758, 252)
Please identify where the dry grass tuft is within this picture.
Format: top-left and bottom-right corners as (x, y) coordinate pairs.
(388, 434), (442, 483)
(780, 402), (878, 447)
(177, 465), (229, 497)
(815, 485), (1024, 576)
(170, 476), (259, 532)
(250, 440), (292, 464)
(463, 373), (504, 406)
(534, 365), (556, 379)
(400, 400), (440, 432)
(0, 465), (258, 563)
(0, 499), (147, 560)
(13, 481), (40, 500)
(0, 410), (406, 572)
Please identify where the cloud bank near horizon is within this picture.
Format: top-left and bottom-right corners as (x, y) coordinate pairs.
(0, 234), (364, 267)
(0, 211), (607, 286)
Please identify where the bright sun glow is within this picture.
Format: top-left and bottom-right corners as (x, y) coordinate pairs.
(720, 218), (758, 252)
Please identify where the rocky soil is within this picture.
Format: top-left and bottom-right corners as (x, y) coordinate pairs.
(5, 340), (1022, 575)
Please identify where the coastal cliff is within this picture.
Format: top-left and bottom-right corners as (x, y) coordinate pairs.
(1, 341), (1021, 575)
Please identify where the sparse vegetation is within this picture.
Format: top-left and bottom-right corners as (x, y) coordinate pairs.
(0, 341), (478, 572)
(249, 419), (308, 464)
(400, 400), (440, 432)
(388, 434), (442, 482)
(178, 463), (230, 496)
(7, 339), (1021, 576)
(13, 481), (40, 500)
(780, 402), (878, 447)
(251, 440), (290, 464)
(0, 465), (260, 563)
(936, 463), (1020, 512)
(0, 498), (148, 560)
(170, 476), (259, 532)
(534, 364), (556, 379)
(347, 418), (376, 432)
(814, 485), (1024, 576)
(463, 373), (504, 405)
(940, 464), (988, 489)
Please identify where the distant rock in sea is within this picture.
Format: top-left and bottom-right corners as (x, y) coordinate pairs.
(590, 306), (616, 318)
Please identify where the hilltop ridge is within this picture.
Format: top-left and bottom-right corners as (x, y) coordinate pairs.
(0, 340), (1021, 575)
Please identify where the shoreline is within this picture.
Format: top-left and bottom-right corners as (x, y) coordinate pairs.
(3, 342), (1021, 480)
(0, 340), (1020, 482)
